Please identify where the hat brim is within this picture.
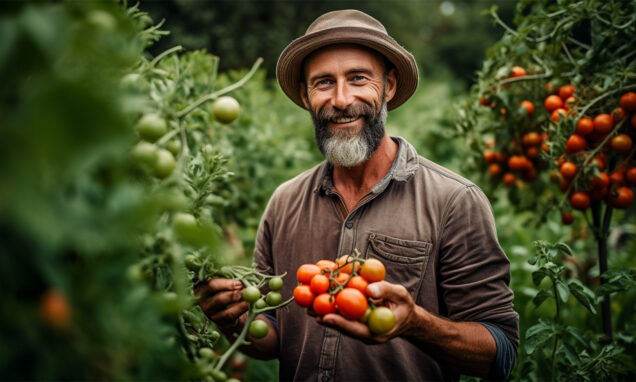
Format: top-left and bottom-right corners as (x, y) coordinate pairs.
(277, 26), (419, 111)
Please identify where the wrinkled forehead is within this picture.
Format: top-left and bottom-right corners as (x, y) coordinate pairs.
(301, 43), (390, 81)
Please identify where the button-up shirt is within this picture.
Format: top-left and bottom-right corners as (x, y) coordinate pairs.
(254, 136), (519, 381)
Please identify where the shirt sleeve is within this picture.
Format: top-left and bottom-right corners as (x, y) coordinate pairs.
(438, 185), (519, 350)
(479, 322), (516, 380)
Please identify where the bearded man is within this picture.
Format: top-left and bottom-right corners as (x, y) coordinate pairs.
(195, 9), (519, 382)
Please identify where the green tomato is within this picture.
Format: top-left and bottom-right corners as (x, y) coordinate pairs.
(173, 212), (197, 238)
(242, 286), (261, 303)
(265, 291), (282, 306)
(136, 113), (167, 142)
(368, 307), (396, 335)
(130, 141), (158, 166)
(198, 347), (216, 360)
(254, 299), (267, 309)
(268, 277), (284, 291)
(248, 319), (269, 339)
(166, 139), (182, 156)
(153, 149), (176, 179)
(211, 96), (240, 124)
(359, 307), (372, 324)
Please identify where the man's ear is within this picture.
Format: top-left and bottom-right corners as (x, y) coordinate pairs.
(300, 83), (310, 109)
(384, 68), (397, 103)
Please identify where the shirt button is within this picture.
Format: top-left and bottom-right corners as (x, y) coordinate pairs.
(345, 221), (353, 229)
(322, 375), (330, 382)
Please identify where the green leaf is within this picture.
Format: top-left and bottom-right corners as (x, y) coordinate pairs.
(556, 280), (569, 303)
(532, 268), (550, 286)
(553, 242), (572, 255)
(568, 279), (597, 314)
(533, 289), (552, 307)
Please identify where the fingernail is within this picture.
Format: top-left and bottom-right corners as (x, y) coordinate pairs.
(233, 282), (243, 289)
(367, 284), (380, 297)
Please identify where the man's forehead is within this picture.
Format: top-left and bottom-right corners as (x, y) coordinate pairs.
(303, 44), (387, 74)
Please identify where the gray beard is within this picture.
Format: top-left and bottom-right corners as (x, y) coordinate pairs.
(310, 98), (387, 168)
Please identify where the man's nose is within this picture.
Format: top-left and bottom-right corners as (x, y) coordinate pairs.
(332, 80), (354, 110)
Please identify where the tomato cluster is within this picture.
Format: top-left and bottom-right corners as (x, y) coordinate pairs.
(293, 255), (396, 335)
(554, 90), (636, 223)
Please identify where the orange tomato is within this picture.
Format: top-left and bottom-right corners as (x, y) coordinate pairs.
(565, 134), (586, 154)
(552, 108), (567, 122)
(520, 100), (535, 116)
(359, 258), (386, 283)
(336, 255), (360, 275)
(576, 118), (594, 135)
(335, 288), (368, 320)
(348, 275), (369, 294)
(559, 84), (575, 100)
(610, 134), (633, 155)
(593, 114), (613, 134)
(502, 173), (516, 186)
(560, 161), (578, 179)
(312, 293), (336, 316)
(293, 285), (315, 307)
(544, 95), (563, 112)
(489, 163), (502, 177)
(315, 259), (337, 272)
(40, 290), (71, 329)
(297, 264), (321, 284)
(310, 274), (330, 294)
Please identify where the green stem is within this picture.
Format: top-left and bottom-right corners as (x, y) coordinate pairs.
(149, 45), (183, 68)
(550, 332), (559, 382)
(177, 57), (263, 119)
(213, 309), (256, 373)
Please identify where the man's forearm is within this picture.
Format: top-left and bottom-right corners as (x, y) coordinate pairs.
(406, 306), (497, 378)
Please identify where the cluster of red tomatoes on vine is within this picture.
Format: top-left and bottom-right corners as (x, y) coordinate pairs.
(293, 254), (396, 335)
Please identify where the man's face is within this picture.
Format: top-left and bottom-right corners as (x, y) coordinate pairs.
(301, 44), (396, 167)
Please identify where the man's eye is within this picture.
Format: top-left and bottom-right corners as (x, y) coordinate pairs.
(315, 79), (333, 87)
(351, 75), (367, 82)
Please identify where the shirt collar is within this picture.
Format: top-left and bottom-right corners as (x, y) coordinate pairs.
(313, 136), (419, 195)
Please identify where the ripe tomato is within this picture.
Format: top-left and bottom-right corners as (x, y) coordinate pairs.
(360, 258), (386, 283)
(564, 96), (576, 111)
(502, 173), (516, 186)
(593, 155), (606, 171)
(551, 108), (567, 122)
(525, 147), (539, 159)
(609, 168), (625, 185)
(590, 172), (609, 189)
(508, 155), (529, 171)
(293, 285), (315, 307)
(331, 272), (350, 289)
(242, 286), (261, 303)
(559, 84), (575, 100)
(608, 187), (634, 209)
(368, 307), (396, 335)
(211, 96), (240, 124)
(312, 293), (336, 316)
(593, 114), (613, 134)
(248, 319), (269, 339)
(565, 134), (586, 154)
(310, 274), (330, 294)
(589, 186), (608, 201)
(153, 149), (176, 179)
(522, 132), (541, 147)
(479, 96), (493, 107)
(510, 66), (527, 77)
(483, 149), (497, 163)
(612, 107), (625, 123)
(297, 264), (321, 284)
(348, 275), (369, 294)
(489, 163), (502, 177)
(560, 162), (577, 179)
(561, 211), (574, 225)
(632, 114), (636, 129)
(136, 113), (167, 142)
(266, 291), (282, 306)
(520, 100), (535, 116)
(40, 290), (71, 329)
(336, 255), (360, 274)
(610, 134), (633, 155)
(626, 167), (636, 186)
(335, 288), (368, 320)
(570, 192), (591, 210)
(619, 91), (636, 112)
(315, 259), (336, 272)
(544, 95), (563, 112)
(268, 277), (284, 291)
(576, 118), (594, 135)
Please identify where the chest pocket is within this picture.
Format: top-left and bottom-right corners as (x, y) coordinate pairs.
(365, 233), (431, 298)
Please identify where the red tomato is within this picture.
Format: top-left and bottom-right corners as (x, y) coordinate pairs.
(551, 108), (567, 122)
(559, 84), (575, 100)
(608, 187), (634, 209)
(626, 167), (636, 186)
(570, 192), (591, 210)
(348, 275), (369, 294)
(561, 211), (574, 225)
(293, 285), (315, 307)
(590, 172), (609, 189)
(312, 293), (336, 316)
(520, 100), (535, 116)
(310, 274), (330, 294)
(359, 258), (386, 283)
(503, 173), (516, 187)
(576, 118), (594, 135)
(544, 95), (563, 112)
(560, 162), (578, 179)
(522, 132), (542, 147)
(489, 163), (502, 177)
(619, 92), (636, 112)
(593, 114), (613, 135)
(297, 264), (321, 284)
(565, 134), (586, 154)
(610, 134), (633, 155)
(335, 288), (368, 320)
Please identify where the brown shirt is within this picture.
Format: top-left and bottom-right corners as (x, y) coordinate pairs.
(254, 137), (519, 382)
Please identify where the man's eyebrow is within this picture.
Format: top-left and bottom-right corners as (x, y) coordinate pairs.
(308, 68), (374, 85)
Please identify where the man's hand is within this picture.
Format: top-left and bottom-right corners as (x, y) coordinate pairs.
(194, 278), (248, 333)
(315, 281), (415, 343)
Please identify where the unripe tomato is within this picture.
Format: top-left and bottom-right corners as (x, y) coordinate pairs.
(335, 288), (368, 320)
(593, 114), (613, 135)
(199, 347), (217, 360)
(359, 258), (386, 283)
(40, 290), (71, 329)
(610, 134), (633, 155)
(570, 192), (590, 210)
(368, 307), (396, 335)
(136, 113), (167, 142)
(248, 319), (269, 339)
(544, 95), (563, 112)
(312, 293), (336, 316)
(561, 211), (574, 225)
(166, 139), (181, 156)
(130, 141), (158, 166)
(242, 286), (261, 303)
(576, 118), (594, 135)
(268, 277), (284, 291)
(565, 134), (586, 154)
(293, 285), (315, 307)
(212, 96), (240, 124)
(619, 92), (636, 112)
(254, 299), (267, 309)
(608, 187), (634, 209)
(173, 212), (197, 237)
(153, 149), (176, 179)
(266, 291), (283, 306)
(297, 264), (321, 284)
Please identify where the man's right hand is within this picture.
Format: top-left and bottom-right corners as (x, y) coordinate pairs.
(194, 278), (248, 333)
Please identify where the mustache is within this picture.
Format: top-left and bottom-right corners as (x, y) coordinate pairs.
(316, 102), (376, 123)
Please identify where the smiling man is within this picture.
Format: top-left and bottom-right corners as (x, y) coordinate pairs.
(196, 9), (519, 381)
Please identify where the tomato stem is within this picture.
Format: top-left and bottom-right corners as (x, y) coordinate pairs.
(149, 45), (183, 68)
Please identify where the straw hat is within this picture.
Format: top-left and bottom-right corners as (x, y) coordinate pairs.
(276, 9), (419, 111)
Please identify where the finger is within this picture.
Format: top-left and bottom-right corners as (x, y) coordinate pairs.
(366, 281), (410, 302)
(317, 313), (372, 339)
(210, 301), (249, 328)
(195, 278), (242, 298)
(198, 289), (243, 317)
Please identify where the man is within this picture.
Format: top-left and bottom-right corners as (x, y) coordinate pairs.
(196, 9), (518, 381)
